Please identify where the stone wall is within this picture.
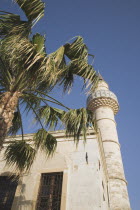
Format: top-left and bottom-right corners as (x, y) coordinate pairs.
(0, 130), (109, 210)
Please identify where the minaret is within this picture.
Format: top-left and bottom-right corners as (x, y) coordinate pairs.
(87, 76), (131, 210)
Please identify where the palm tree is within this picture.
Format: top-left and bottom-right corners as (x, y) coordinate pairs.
(0, 0), (99, 172)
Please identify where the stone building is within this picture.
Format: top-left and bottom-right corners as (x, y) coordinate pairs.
(0, 78), (131, 210)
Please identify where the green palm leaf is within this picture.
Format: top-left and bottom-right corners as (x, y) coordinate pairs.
(41, 46), (66, 87)
(37, 105), (65, 129)
(31, 33), (46, 56)
(34, 128), (57, 156)
(63, 36), (99, 92)
(62, 108), (93, 143)
(20, 94), (41, 114)
(4, 140), (36, 172)
(42, 36), (99, 92)
(64, 36), (88, 60)
(14, 0), (45, 23)
(0, 34), (45, 91)
(8, 111), (21, 136)
(0, 56), (12, 90)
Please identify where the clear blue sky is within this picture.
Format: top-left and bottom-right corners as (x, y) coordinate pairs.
(1, 0), (140, 209)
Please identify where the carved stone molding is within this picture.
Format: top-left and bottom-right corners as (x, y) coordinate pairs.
(87, 90), (119, 115)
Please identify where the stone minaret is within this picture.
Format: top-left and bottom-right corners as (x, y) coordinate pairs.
(87, 76), (131, 210)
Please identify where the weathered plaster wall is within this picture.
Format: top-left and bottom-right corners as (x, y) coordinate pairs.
(0, 130), (109, 210)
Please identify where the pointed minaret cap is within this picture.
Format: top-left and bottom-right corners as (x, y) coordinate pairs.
(96, 73), (109, 91)
(98, 72), (104, 81)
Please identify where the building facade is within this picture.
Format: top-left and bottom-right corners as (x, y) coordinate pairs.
(0, 79), (131, 210)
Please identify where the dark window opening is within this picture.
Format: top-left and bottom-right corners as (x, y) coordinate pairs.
(0, 176), (18, 210)
(36, 172), (63, 210)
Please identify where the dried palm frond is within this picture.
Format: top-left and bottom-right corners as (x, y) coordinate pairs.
(14, 0), (45, 23)
(0, 11), (31, 38)
(42, 46), (66, 86)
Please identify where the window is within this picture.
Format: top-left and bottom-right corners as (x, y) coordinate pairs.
(36, 172), (63, 210)
(0, 176), (18, 210)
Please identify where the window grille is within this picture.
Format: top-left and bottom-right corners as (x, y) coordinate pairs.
(36, 172), (63, 210)
(0, 176), (18, 210)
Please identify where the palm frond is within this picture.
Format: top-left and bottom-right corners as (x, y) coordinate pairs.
(42, 46), (66, 86)
(31, 33), (46, 56)
(8, 111), (21, 136)
(67, 59), (99, 91)
(28, 90), (70, 110)
(37, 105), (64, 129)
(22, 92), (69, 110)
(14, 0), (45, 23)
(0, 56), (13, 90)
(4, 140), (36, 172)
(34, 36), (98, 93)
(56, 36), (99, 92)
(21, 94), (41, 114)
(62, 108), (93, 144)
(34, 128), (57, 156)
(8, 103), (24, 138)
(0, 11), (31, 38)
(58, 67), (74, 93)
(1, 34), (43, 71)
(64, 36), (88, 60)
(0, 34), (45, 91)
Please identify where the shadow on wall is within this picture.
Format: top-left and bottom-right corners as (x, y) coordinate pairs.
(12, 174), (35, 210)
(12, 197), (34, 210)
(0, 171), (35, 210)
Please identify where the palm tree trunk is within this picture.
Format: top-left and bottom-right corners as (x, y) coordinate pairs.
(0, 91), (20, 149)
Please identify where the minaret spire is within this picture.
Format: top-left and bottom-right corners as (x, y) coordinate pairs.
(98, 72), (104, 81)
(87, 78), (131, 209)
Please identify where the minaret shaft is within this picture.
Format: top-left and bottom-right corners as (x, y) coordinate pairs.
(87, 80), (131, 210)
(96, 106), (130, 209)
